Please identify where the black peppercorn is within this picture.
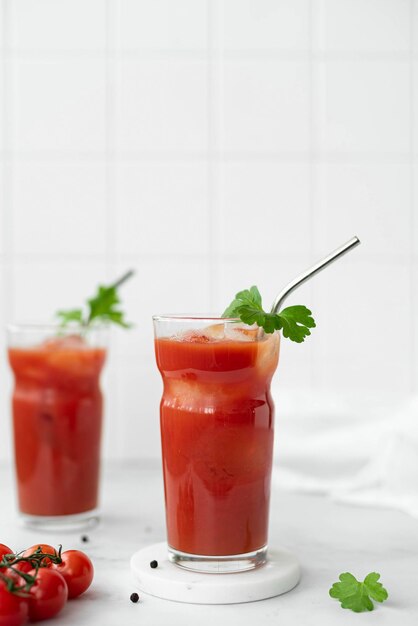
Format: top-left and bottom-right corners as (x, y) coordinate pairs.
(81, 535), (89, 543)
(130, 593), (140, 603)
(150, 560), (158, 569)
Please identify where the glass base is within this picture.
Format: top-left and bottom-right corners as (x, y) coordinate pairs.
(19, 509), (100, 533)
(168, 545), (268, 574)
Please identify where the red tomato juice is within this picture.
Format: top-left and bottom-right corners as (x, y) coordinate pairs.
(8, 338), (106, 516)
(155, 329), (280, 556)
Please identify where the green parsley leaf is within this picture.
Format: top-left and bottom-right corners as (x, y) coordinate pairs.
(56, 308), (83, 326)
(222, 286), (315, 342)
(329, 572), (388, 613)
(56, 270), (133, 329)
(277, 305), (316, 342)
(222, 285), (262, 318)
(87, 285), (130, 327)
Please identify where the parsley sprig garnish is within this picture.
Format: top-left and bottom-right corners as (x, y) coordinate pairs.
(329, 572), (388, 612)
(222, 285), (315, 342)
(56, 270), (133, 328)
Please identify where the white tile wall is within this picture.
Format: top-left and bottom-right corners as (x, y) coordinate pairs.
(0, 8), (4, 51)
(0, 266), (10, 463)
(221, 60), (310, 153)
(315, 60), (410, 154)
(219, 163), (311, 256)
(313, 259), (412, 392)
(13, 60), (107, 154)
(0, 163), (4, 256)
(221, 0), (310, 51)
(413, 57), (418, 156)
(114, 163), (209, 255)
(13, 163), (107, 256)
(12, 261), (108, 322)
(0, 0), (416, 461)
(0, 59), (4, 159)
(114, 0), (208, 51)
(313, 163), (411, 257)
(11, 0), (106, 52)
(414, 165), (418, 255)
(314, 0), (411, 53)
(114, 60), (208, 153)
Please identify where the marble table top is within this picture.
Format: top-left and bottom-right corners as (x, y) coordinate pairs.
(1, 460), (417, 625)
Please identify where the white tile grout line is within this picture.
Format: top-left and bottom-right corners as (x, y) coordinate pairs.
(215, 2), (226, 313)
(3, 150), (416, 164)
(1, 49), (416, 62)
(6, 251), (411, 264)
(206, 0), (214, 311)
(1, 1), (15, 325)
(307, 0), (315, 389)
(104, 0), (122, 456)
(409, 0), (416, 393)
(207, 0), (222, 313)
(105, 0), (116, 279)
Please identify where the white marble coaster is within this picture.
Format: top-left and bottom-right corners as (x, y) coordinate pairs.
(130, 542), (301, 605)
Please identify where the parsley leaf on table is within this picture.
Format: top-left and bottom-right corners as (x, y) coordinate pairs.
(329, 572), (388, 613)
(222, 285), (315, 342)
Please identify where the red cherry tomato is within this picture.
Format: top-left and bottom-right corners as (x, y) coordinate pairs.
(27, 568), (68, 622)
(0, 544), (13, 566)
(51, 550), (94, 599)
(0, 581), (28, 626)
(22, 544), (57, 567)
(0, 544), (13, 557)
(1, 568), (22, 585)
(12, 561), (33, 575)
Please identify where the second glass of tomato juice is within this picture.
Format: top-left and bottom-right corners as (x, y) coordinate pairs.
(7, 325), (107, 530)
(154, 316), (280, 573)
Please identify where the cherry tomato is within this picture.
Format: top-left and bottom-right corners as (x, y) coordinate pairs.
(12, 561), (33, 575)
(0, 544), (14, 567)
(0, 581), (28, 626)
(0, 544), (13, 558)
(1, 567), (22, 585)
(22, 544), (57, 567)
(51, 550), (94, 599)
(27, 568), (68, 622)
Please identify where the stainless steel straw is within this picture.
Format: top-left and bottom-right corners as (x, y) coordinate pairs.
(271, 236), (361, 314)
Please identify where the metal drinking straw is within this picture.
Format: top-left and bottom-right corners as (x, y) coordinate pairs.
(271, 236), (361, 314)
(112, 269), (135, 289)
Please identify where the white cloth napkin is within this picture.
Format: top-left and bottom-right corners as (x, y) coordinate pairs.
(272, 389), (418, 519)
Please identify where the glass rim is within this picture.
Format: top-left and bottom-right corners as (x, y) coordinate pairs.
(152, 314), (240, 323)
(6, 323), (110, 333)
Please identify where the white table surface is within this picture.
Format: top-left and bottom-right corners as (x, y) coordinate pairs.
(1, 460), (417, 625)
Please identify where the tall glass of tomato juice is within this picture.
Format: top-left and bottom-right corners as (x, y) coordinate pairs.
(7, 325), (107, 530)
(153, 316), (280, 573)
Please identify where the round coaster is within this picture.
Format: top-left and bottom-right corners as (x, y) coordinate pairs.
(130, 542), (301, 605)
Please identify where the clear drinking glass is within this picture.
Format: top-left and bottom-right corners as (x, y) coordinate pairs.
(153, 316), (280, 573)
(7, 325), (107, 531)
